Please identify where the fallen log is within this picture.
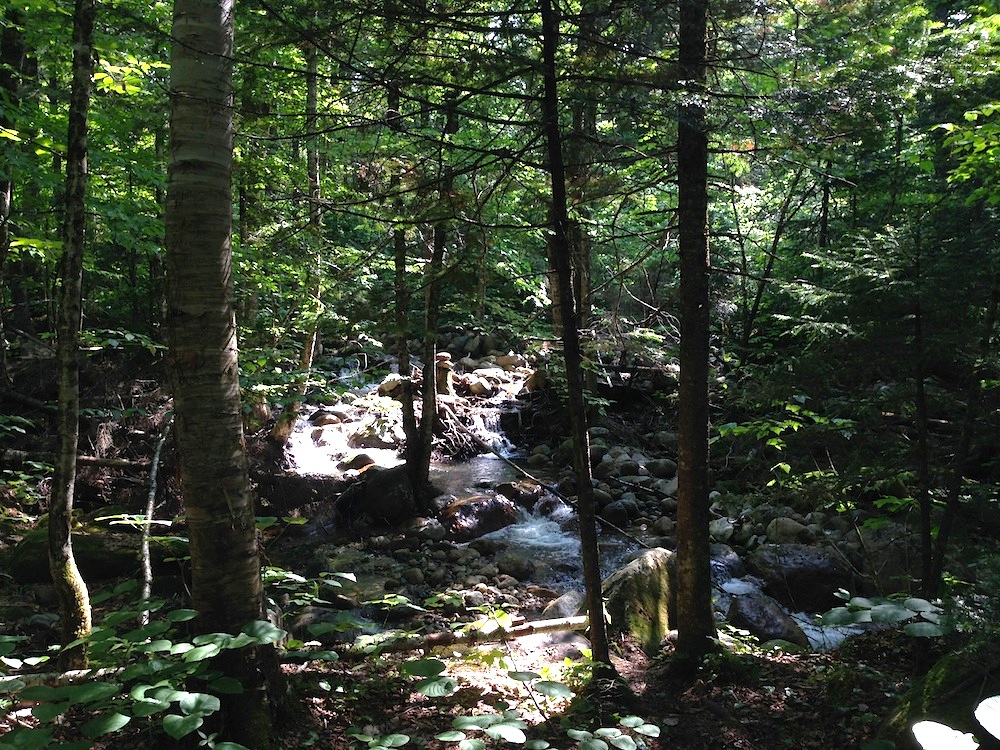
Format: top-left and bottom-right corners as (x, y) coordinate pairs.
(0, 389), (57, 413)
(1, 615), (590, 688)
(310, 614), (591, 659)
(0, 449), (150, 470)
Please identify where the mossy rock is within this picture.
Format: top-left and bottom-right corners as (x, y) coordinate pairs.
(6, 529), (139, 584)
(602, 547), (675, 655)
(880, 642), (1000, 749)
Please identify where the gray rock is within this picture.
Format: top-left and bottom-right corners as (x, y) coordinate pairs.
(747, 543), (852, 612)
(440, 494), (519, 541)
(543, 589), (586, 619)
(646, 458), (678, 479)
(652, 516), (675, 535)
(727, 590), (810, 648)
(709, 517), (736, 543)
(766, 517), (814, 544)
(497, 552), (536, 581)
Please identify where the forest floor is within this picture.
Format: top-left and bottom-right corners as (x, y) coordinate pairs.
(265, 625), (925, 750)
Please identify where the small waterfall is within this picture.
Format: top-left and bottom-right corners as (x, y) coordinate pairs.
(464, 407), (516, 457)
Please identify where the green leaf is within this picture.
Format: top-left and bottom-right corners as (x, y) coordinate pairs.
(131, 698), (171, 717)
(241, 620), (287, 644)
(904, 598), (941, 613)
(822, 607), (871, 626)
(20, 685), (67, 702)
(458, 740), (486, 750)
(870, 602), (915, 624)
(179, 691), (221, 717)
(213, 744), (253, 750)
(975, 696), (1000, 742)
(903, 621), (947, 637)
(194, 632), (236, 647)
(454, 715), (496, 730)
(31, 702), (68, 722)
(182, 643), (221, 662)
(415, 676), (457, 697)
(81, 711), (131, 737)
(167, 609), (199, 622)
(568, 728), (593, 740)
(911, 720), (979, 749)
(534, 680), (575, 699)
(65, 681), (121, 706)
(609, 737), (637, 750)
(633, 723), (660, 737)
(580, 739), (609, 750)
(403, 658), (447, 678)
(484, 722), (526, 743)
(162, 713), (203, 739)
(141, 639), (173, 653)
(507, 670), (541, 682)
(377, 733), (410, 747)
(0, 678), (27, 694)
(436, 730), (467, 741)
(525, 741), (551, 749)
(0, 726), (54, 749)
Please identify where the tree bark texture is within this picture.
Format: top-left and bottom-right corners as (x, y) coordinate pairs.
(49, 0), (95, 670)
(165, 0), (278, 743)
(674, 0), (716, 665)
(540, 0), (611, 668)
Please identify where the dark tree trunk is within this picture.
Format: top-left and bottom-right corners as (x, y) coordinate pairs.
(674, 0), (716, 666)
(49, 0), (95, 670)
(540, 0), (611, 668)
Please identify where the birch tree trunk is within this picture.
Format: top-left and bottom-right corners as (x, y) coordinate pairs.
(49, 0), (95, 670)
(165, 0), (279, 742)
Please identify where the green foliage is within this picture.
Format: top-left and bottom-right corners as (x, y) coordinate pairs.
(822, 590), (953, 637)
(0, 594), (284, 749)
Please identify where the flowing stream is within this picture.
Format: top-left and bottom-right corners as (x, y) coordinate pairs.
(284, 401), (862, 651)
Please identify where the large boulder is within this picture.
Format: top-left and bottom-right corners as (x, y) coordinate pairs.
(7, 530), (138, 584)
(440, 494), (519, 541)
(727, 589), (809, 648)
(602, 547), (675, 655)
(333, 464), (416, 527)
(746, 543), (852, 612)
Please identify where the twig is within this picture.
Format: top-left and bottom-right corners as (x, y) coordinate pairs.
(140, 418), (173, 625)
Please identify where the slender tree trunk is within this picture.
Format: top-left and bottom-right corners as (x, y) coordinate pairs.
(739, 168), (806, 351)
(566, 1), (597, 329)
(165, 0), (279, 743)
(674, 0), (716, 667)
(49, 0), (95, 671)
(269, 40), (321, 447)
(412, 98), (460, 508)
(540, 0), (611, 668)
